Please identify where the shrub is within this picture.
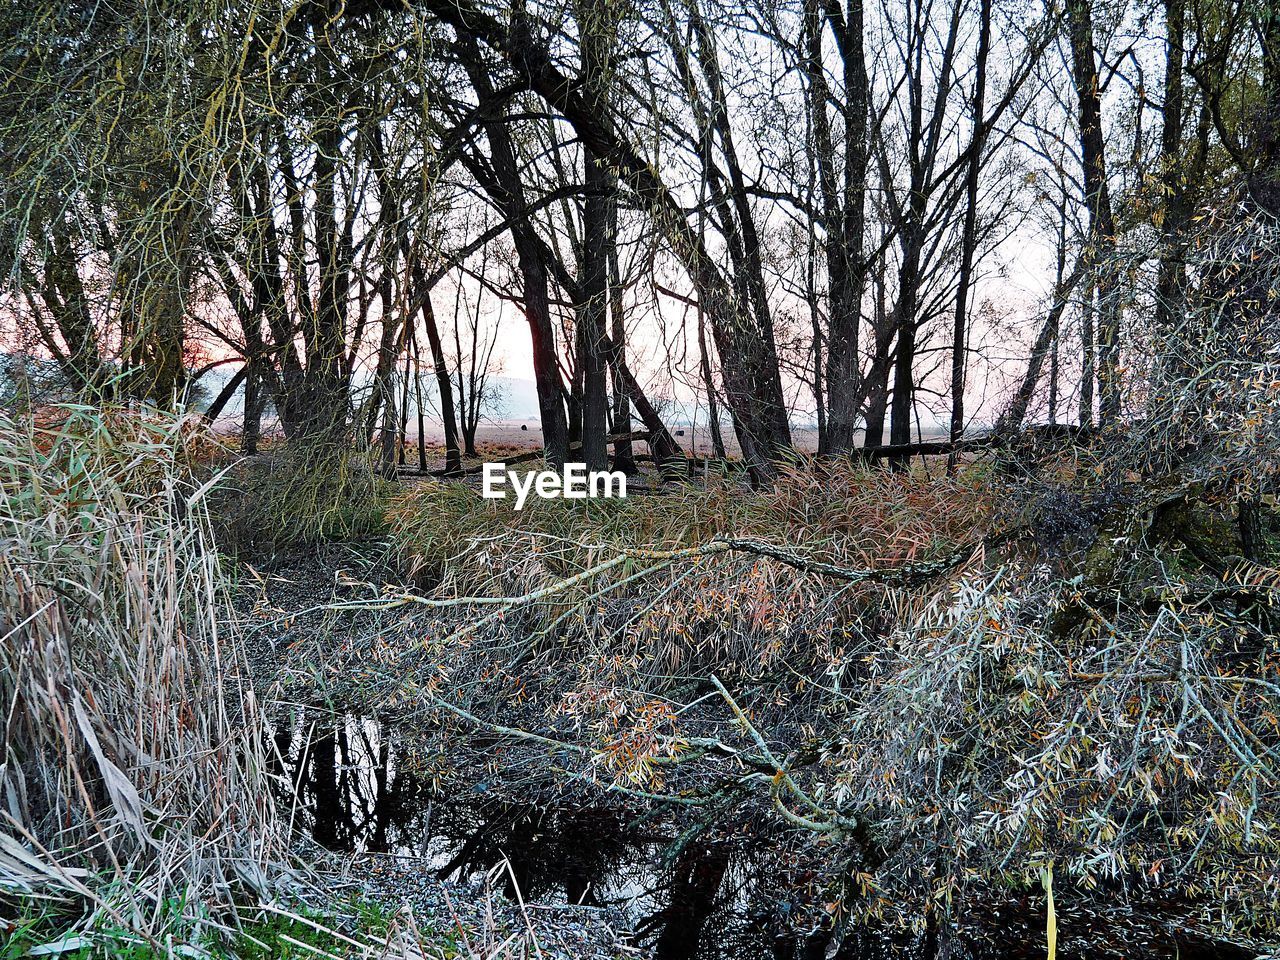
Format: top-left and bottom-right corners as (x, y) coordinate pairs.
(213, 443), (394, 555)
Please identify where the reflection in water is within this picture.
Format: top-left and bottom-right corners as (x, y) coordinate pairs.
(643, 843), (728, 958)
(274, 713), (430, 854)
(271, 712), (824, 959)
(272, 714), (1248, 960)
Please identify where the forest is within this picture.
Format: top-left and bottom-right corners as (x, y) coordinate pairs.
(1, 0), (1279, 955)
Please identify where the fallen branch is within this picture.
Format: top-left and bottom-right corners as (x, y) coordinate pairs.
(319, 527), (1018, 623)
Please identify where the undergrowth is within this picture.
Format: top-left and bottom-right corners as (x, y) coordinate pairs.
(368, 461), (1005, 682)
(0, 406), (289, 950)
(389, 460), (1001, 591)
(346, 451), (1280, 951)
(6, 408), (1275, 956)
(213, 443), (394, 554)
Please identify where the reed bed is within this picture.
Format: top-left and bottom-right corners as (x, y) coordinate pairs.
(0, 406), (291, 950)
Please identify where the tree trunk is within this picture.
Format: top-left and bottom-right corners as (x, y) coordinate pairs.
(43, 225), (107, 395)
(804, 0), (868, 456)
(888, 221), (924, 465)
(999, 257), (1085, 433)
(243, 362), (267, 455)
(371, 123), (462, 473)
(607, 204), (637, 474)
(1079, 279), (1095, 428)
(1239, 496), (1267, 562)
(604, 334), (687, 471)
(948, 0), (991, 472)
(412, 330), (428, 473)
(862, 276), (893, 448)
(1155, 0), (1187, 337)
(398, 330), (412, 467)
(574, 0), (613, 472)
(412, 267), (462, 474)
(1249, 0), (1280, 213)
(697, 303), (727, 459)
(1066, 0), (1122, 424)
(458, 35), (570, 466)
(371, 275), (402, 474)
(294, 108), (352, 446)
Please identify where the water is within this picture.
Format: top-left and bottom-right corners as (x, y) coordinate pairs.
(269, 712), (1260, 960)
(268, 712), (860, 958)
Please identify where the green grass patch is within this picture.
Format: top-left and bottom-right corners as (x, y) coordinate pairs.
(0, 894), (424, 960)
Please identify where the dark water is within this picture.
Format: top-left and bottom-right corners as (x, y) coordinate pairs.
(269, 713), (1259, 960)
(267, 712), (858, 958)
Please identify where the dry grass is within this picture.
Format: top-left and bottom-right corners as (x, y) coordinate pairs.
(0, 407), (287, 949)
(213, 443), (394, 554)
(390, 459), (999, 590)
(0, 407), (619, 959)
(372, 459), (1004, 685)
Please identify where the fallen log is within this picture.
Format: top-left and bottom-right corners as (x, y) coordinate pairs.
(855, 423), (1097, 462)
(397, 431), (658, 478)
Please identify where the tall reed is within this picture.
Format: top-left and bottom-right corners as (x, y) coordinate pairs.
(0, 407), (286, 944)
